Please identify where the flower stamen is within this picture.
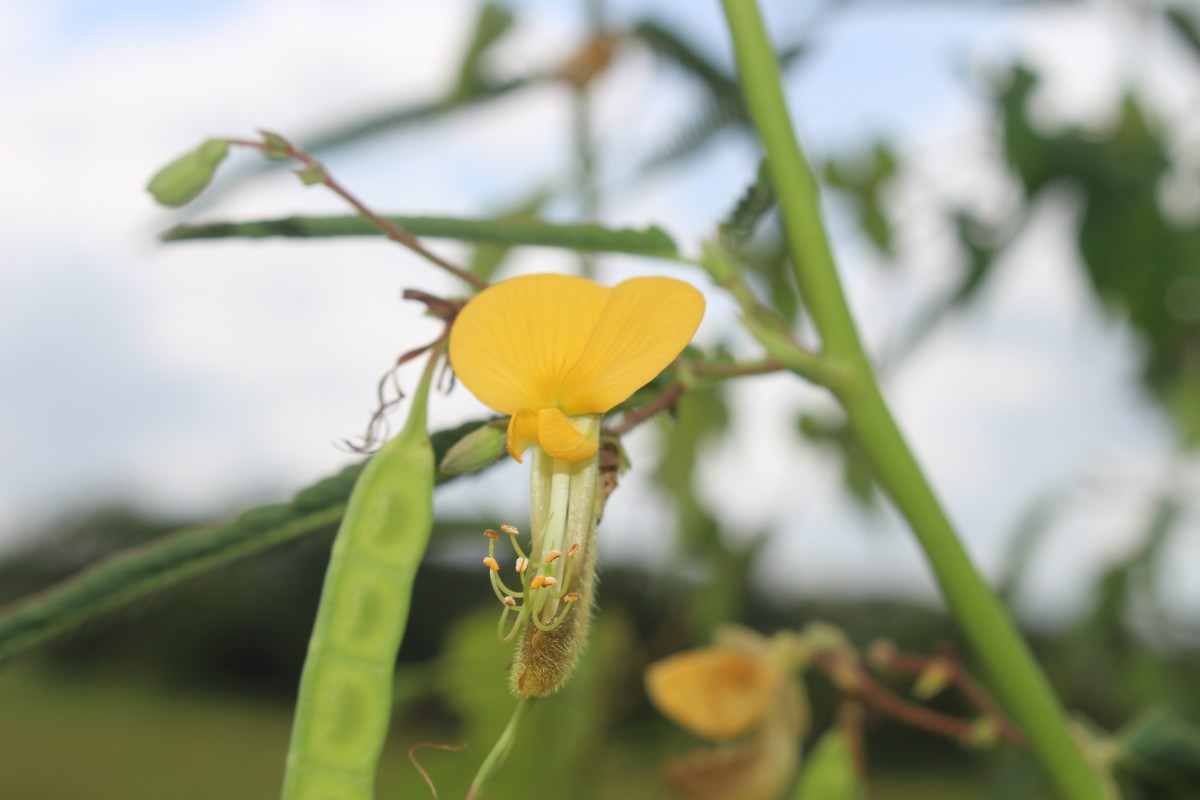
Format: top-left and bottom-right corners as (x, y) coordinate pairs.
(483, 524), (577, 641)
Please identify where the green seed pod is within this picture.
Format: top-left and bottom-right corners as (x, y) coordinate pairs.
(282, 352), (440, 800)
(145, 138), (229, 208)
(438, 419), (506, 476)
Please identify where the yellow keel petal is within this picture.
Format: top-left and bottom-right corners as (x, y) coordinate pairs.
(506, 408), (541, 463)
(536, 409), (598, 462)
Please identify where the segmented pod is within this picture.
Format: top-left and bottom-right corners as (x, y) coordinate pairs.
(282, 353), (439, 800)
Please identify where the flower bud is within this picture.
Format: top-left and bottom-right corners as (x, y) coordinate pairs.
(438, 421), (506, 476)
(913, 659), (953, 700)
(146, 138), (229, 208)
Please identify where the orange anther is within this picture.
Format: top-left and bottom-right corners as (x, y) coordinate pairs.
(544, 549), (562, 563)
(500, 524), (519, 536)
(563, 592), (580, 603)
(566, 543), (580, 558)
(482, 556), (499, 572)
(483, 529), (500, 540)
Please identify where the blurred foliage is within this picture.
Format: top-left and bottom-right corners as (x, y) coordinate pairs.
(822, 144), (898, 258)
(1116, 710), (1200, 799)
(992, 65), (1200, 446)
(9, 0), (1200, 798)
(793, 730), (866, 800)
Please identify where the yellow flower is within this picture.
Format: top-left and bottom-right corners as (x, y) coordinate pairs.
(449, 273), (705, 462)
(645, 631), (808, 800)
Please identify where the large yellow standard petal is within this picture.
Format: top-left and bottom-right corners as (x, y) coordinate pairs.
(559, 276), (705, 415)
(450, 272), (705, 451)
(450, 274), (610, 415)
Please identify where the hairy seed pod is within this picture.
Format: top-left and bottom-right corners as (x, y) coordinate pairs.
(511, 528), (598, 697)
(510, 433), (602, 698)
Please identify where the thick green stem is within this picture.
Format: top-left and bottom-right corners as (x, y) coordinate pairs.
(718, 2), (1108, 798)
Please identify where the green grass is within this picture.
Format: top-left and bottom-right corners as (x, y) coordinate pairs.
(0, 665), (994, 799)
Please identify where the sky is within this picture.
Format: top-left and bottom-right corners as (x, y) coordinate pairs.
(1, 0), (1198, 629)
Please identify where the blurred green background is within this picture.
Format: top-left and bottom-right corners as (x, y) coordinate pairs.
(2, 0), (1200, 798)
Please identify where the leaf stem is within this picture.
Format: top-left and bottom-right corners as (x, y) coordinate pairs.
(229, 135), (488, 291)
(718, 2), (1107, 797)
(686, 358), (782, 379)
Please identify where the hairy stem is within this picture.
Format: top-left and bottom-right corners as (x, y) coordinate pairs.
(718, 2), (1107, 797)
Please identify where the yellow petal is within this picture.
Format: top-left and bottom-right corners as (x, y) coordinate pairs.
(450, 274), (611, 415)
(536, 409), (597, 462)
(506, 408), (541, 463)
(645, 646), (780, 742)
(665, 679), (804, 800)
(559, 277), (705, 414)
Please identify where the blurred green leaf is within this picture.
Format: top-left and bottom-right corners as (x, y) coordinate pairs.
(641, 99), (743, 174)
(998, 494), (1064, 601)
(1167, 7), (1200, 63)
(632, 20), (810, 173)
(455, 2), (515, 97)
(1117, 710), (1200, 798)
(791, 729), (866, 800)
(0, 419), (495, 664)
(163, 214), (679, 257)
(721, 161), (776, 251)
(632, 20), (741, 104)
(797, 413), (877, 509)
(822, 143), (897, 256)
(433, 608), (633, 798)
(654, 385), (740, 637)
(995, 61), (1200, 447)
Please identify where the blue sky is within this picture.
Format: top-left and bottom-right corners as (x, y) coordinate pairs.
(2, 0), (1198, 627)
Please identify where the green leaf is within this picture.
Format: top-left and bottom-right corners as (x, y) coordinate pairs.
(822, 143), (898, 256)
(455, 2), (515, 96)
(632, 20), (741, 104)
(797, 413), (877, 509)
(1117, 711), (1200, 797)
(1167, 8), (1200, 62)
(791, 730), (866, 800)
(721, 160), (776, 250)
(0, 418), (496, 664)
(145, 138), (229, 208)
(433, 609), (632, 798)
(163, 214), (679, 257)
(640, 98), (742, 173)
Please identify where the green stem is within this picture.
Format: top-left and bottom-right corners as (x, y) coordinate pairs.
(573, 0), (604, 278)
(466, 700), (529, 800)
(718, 2), (1108, 798)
